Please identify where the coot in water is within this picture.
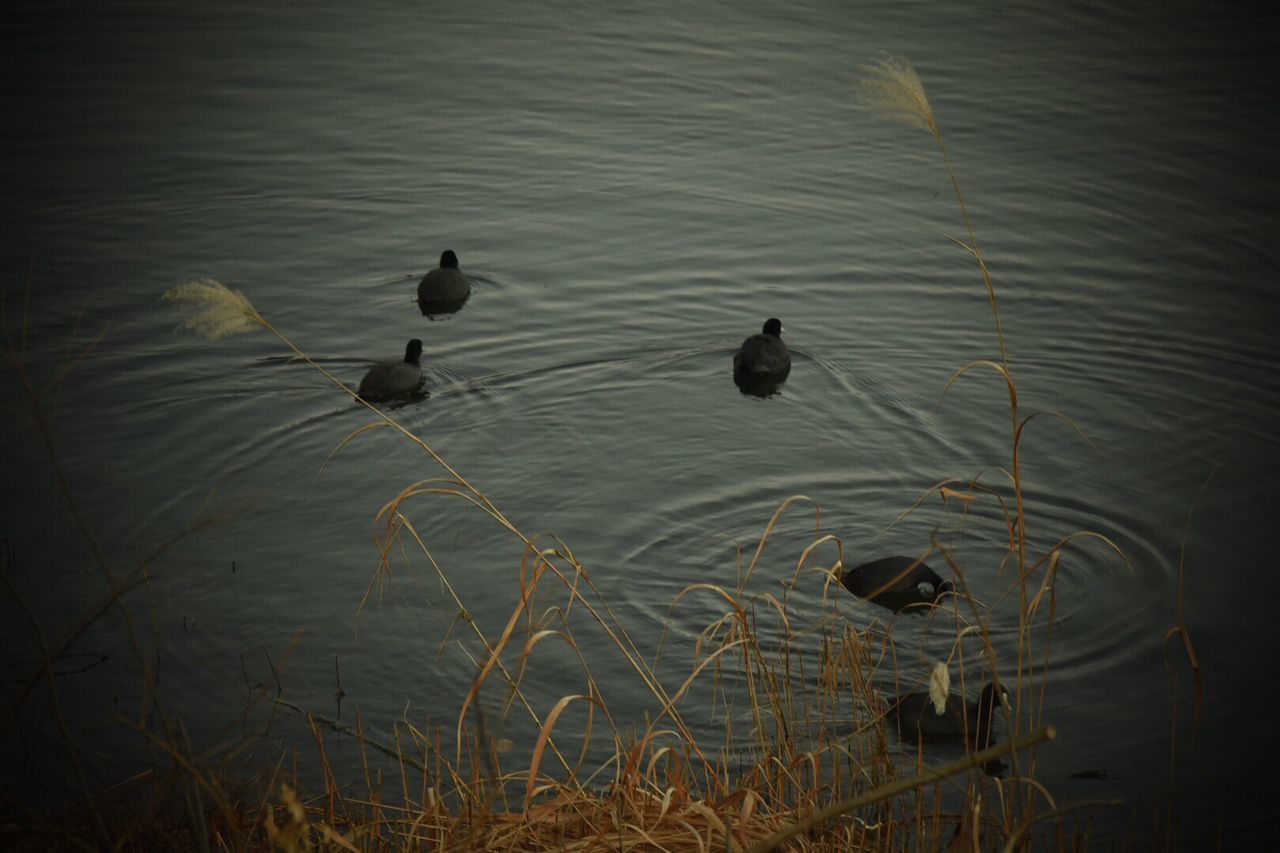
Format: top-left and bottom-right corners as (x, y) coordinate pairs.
(841, 555), (954, 614)
(733, 318), (790, 396)
(892, 680), (1008, 750)
(417, 249), (471, 314)
(358, 338), (424, 400)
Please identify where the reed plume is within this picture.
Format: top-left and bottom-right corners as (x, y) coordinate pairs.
(854, 53), (1009, 377)
(162, 278), (265, 339)
(928, 661), (950, 715)
(853, 54), (939, 136)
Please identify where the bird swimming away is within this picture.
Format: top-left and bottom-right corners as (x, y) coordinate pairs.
(417, 249), (472, 311)
(892, 680), (1008, 750)
(358, 338), (423, 400)
(733, 317), (791, 376)
(733, 318), (790, 396)
(840, 555), (954, 614)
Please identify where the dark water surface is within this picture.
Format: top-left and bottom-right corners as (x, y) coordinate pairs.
(4, 1), (1277, 846)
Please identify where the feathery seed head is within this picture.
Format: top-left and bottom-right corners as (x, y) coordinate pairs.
(162, 279), (264, 339)
(928, 662), (950, 716)
(854, 54), (938, 136)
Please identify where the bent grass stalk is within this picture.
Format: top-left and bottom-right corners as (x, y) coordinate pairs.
(6, 286), (243, 848)
(854, 54), (1137, 842)
(1165, 466), (1211, 790)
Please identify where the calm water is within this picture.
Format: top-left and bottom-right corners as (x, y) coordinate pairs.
(4, 1), (1277, 846)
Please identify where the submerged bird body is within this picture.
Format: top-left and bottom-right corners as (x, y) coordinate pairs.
(893, 681), (1007, 749)
(841, 556), (954, 614)
(733, 317), (791, 377)
(359, 338), (424, 400)
(417, 249), (471, 307)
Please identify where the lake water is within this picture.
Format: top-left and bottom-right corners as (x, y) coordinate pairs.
(3, 1), (1277, 846)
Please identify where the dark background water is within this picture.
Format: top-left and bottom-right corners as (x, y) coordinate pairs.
(3, 1), (1277, 846)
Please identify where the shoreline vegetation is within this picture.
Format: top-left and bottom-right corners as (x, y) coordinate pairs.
(2, 56), (1196, 849)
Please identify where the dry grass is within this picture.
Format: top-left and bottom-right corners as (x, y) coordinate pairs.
(1, 54), (1174, 850)
(853, 55), (939, 136)
(162, 279), (265, 339)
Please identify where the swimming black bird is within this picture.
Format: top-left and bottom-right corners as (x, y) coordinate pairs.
(841, 555), (954, 614)
(892, 680), (1008, 750)
(734, 317), (790, 375)
(358, 338), (423, 400)
(733, 318), (790, 396)
(417, 249), (472, 314)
